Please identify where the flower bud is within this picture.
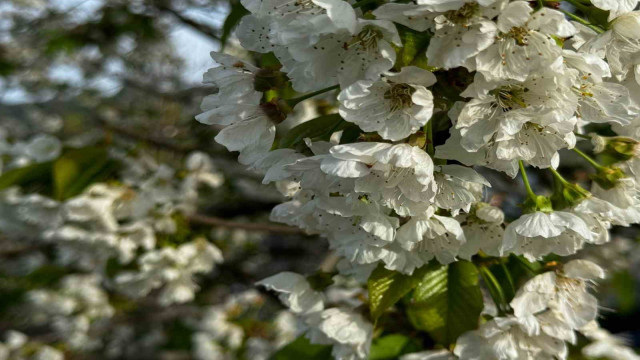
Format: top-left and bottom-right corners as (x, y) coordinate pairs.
(592, 134), (640, 164)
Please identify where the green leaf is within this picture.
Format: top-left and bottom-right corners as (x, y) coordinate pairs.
(0, 161), (54, 192)
(393, 24), (432, 71)
(53, 156), (81, 200)
(279, 114), (344, 149)
(0, 146), (118, 199)
(269, 336), (332, 360)
(367, 264), (431, 320)
(220, 1), (249, 50)
(369, 334), (421, 360)
(52, 147), (118, 200)
(479, 266), (508, 314)
(406, 261), (483, 346)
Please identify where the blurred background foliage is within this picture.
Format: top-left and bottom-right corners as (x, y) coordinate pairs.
(0, 1), (330, 359)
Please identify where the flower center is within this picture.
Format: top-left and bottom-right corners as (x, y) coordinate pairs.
(507, 26), (530, 46)
(348, 26), (383, 51)
(444, 2), (480, 25)
(293, 0), (316, 9)
(384, 83), (415, 112)
(490, 85), (529, 111)
(274, 0), (322, 15)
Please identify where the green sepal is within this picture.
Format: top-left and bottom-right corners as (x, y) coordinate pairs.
(590, 166), (626, 190)
(521, 195), (554, 213)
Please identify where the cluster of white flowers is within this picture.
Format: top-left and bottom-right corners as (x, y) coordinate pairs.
(192, 289), (302, 360)
(197, 0), (640, 358)
(0, 331), (64, 360)
(27, 274), (114, 351)
(258, 272), (373, 360)
(0, 141), (228, 351)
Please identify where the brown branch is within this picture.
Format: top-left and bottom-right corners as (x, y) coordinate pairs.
(98, 118), (202, 154)
(187, 213), (306, 235)
(0, 243), (47, 257)
(157, 5), (222, 42)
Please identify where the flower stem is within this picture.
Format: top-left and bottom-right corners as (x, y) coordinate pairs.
(574, 132), (591, 140)
(559, 8), (605, 33)
(479, 266), (508, 315)
(286, 84), (339, 108)
(512, 255), (539, 275)
(549, 167), (570, 185)
(564, 0), (589, 12)
(500, 260), (516, 298)
(536, 0), (545, 9)
(518, 160), (537, 200)
(425, 119), (435, 156)
(573, 147), (605, 170)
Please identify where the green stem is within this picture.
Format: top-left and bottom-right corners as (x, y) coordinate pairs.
(512, 255), (539, 275)
(518, 160), (537, 201)
(574, 132), (591, 140)
(425, 119), (434, 156)
(549, 167), (570, 185)
(500, 260), (516, 299)
(559, 8), (605, 33)
(479, 267), (508, 314)
(536, 0), (545, 9)
(573, 147), (605, 171)
(564, 0), (590, 12)
(286, 84), (339, 108)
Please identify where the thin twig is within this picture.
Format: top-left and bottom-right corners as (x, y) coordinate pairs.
(157, 5), (222, 42)
(188, 213), (306, 235)
(97, 117), (204, 155)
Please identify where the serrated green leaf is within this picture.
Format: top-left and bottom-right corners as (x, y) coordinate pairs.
(368, 264), (431, 320)
(407, 261), (483, 346)
(369, 334), (421, 360)
(269, 336), (332, 360)
(279, 114), (344, 149)
(220, 0), (250, 50)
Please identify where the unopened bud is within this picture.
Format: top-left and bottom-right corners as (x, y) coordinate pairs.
(592, 134), (639, 164)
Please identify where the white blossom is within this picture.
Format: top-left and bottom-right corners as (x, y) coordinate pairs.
(338, 66), (436, 141)
(475, 1), (575, 81)
(501, 211), (593, 261)
(510, 259), (605, 330)
(115, 238), (223, 306)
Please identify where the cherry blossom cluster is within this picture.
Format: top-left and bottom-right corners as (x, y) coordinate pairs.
(0, 143), (225, 353)
(196, 0), (640, 358)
